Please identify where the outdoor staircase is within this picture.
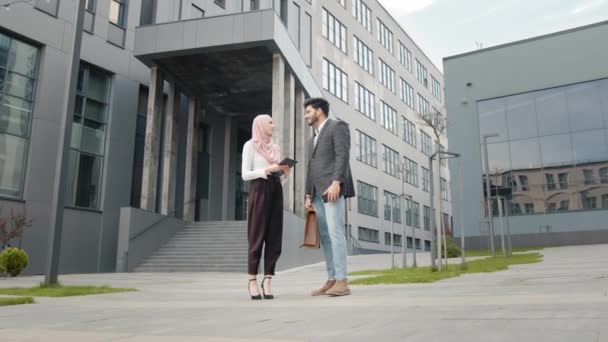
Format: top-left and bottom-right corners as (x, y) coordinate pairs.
(134, 221), (248, 272)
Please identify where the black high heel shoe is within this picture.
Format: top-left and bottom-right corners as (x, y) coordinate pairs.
(249, 279), (262, 300)
(261, 276), (274, 300)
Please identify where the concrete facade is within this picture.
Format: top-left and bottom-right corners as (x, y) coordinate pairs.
(444, 21), (608, 246)
(0, 0), (449, 275)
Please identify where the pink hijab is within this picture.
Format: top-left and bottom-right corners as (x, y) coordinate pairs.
(251, 114), (281, 164)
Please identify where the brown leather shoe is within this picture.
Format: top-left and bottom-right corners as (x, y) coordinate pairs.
(326, 279), (351, 297)
(311, 279), (336, 296)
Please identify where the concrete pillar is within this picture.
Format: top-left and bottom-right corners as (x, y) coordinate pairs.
(294, 87), (308, 217)
(272, 54), (288, 211)
(183, 97), (199, 221)
(283, 71), (296, 212)
(221, 116), (233, 220)
(140, 65), (164, 211)
(160, 83), (179, 215)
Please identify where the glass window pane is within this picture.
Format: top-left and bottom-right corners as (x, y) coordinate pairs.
(80, 125), (105, 156)
(572, 129), (608, 164)
(486, 142), (510, 173)
(478, 97), (507, 143)
(84, 99), (106, 122)
(86, 69), (108, 103)
(109, 1), (124, 26)
(536, 87), (570, 136)
(540, 134), (573, 168)
(567, 81), (603, 132)
(510, 138), (541, 170)
(4, 72), (35, 100)
(0, 34), (9, 67)
(8, 40), (38, 77)
(71, 122), (82, 149)
(74, 153), (102, 208)
(506, 93), (538, 140)
(64, 149), (79, 206)
(599, 79), (608, 126)
(0, 133), (27, 198)
(0, 95), (32, 137)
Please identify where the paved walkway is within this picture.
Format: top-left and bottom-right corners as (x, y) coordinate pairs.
(1, 245), (607, 341)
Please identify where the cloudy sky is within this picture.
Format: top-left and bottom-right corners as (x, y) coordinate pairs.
(378, 0), (608, 71)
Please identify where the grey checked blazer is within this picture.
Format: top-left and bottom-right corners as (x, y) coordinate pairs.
(305, 119), (356, 199)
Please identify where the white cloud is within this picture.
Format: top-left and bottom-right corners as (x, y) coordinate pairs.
(571, 0), (606, 14)
(378, 0), (435, 16)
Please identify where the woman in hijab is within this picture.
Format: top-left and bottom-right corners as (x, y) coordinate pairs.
(241, 114), (290, 300)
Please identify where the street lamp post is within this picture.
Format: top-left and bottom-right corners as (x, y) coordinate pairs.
(390, 196), (395, 269)
(457, 157), (466, 265)
(481, 133), (499, 257)
(44, 0), (87, 286)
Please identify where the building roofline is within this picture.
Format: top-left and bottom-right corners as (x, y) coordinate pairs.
(443, 19), (608, 62)
(372, 0), (443, 76)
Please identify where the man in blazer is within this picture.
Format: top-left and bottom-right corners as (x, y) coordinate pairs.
(304, 97), (355, 297)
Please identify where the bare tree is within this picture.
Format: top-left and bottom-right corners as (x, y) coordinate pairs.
(0, 209), (33, 250)
(418, 109), (449, 268)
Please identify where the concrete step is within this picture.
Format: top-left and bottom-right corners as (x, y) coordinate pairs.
(139, 260), (246, 266)
(135, 264), (247, 270)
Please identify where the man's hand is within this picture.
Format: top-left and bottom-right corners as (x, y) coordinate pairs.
(305, 195), (314, 211)
(323, 181), (341, 202)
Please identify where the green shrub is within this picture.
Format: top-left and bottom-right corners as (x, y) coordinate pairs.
(435, 237), (462, 258)
(0, 248), (29, 277)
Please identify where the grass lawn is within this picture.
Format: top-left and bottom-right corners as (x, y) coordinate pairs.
(465, 247), (545, 257)
(0, 284), (136, 298)
(349, 252), (543, 285)
(0, 296), (34, 306)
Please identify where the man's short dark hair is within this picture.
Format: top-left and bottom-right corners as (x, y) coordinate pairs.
(304, 97), (330, 117)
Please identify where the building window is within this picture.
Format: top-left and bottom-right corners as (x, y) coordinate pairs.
(86, 0), (96, 12)
(379, 59), (395, 93)
(382, 145), (399, 178)
(545, 174), (556, 191)
(322, 8), (347, 53)
(440, 178), (448, 201)
(398, 41), (412, 72)
(421, 167), (430, 192)
(602, 194), (608, 209)
(524, 203), (535, 214)
(354, 82), (375, 120)
(376, 19), (393, 54)
(356, 130), (377, 167)
(109, 0), (127, 27)
(583, 169), (595, 185)
(559, 200), (569, 211)
(411, 201), (420, 228)
(130, 85), (148, 207)
(420, 131), (433, 156)
(404, 157), (418, 187)
(511, 203), (522, 215)
(0, 34), (39, 199)
(431, 76), (441, 100)
(558, 172), (568, 189)
(322, 58), (348, 102)
(192, 4), (205, 18)
(423, 205), (431, 230)
(67, 64), (111, 209)
(425, 240), (431, 251)
(385, 232), (402, 246)
(139, 0), (156, 25)
(383, 191), (401, 223)
(600, 167), (608, 184)
(250, 0), (260, 10)
(400, 78), (414, 109)
(35, 0), (60, 16)
(357, 181), (378, 217)
(581, 191), (597, 209)
(380, 101), (397, 135)
(352, 0), (372, 32)
(416, 59), (428, 88)
(401, 116), (416, 147)
(519, 175), (529, 191)
(358, 226), (379, 243)
(214, 0), (226, 9)
(417, 93), (429, 115)
(353, 36), (373, 75)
